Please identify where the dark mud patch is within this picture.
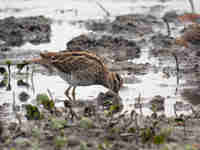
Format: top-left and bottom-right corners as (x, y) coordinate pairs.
(0, 16), (51, 50)
(67, 33), (141, 62)
(84, 14), (163, 37)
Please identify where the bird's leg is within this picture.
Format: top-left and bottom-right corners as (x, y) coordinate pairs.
(65, 86), (73, 101)
(72, 86), (76, 101)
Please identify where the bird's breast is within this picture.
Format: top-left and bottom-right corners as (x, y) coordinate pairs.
(57, 70), (98, 86)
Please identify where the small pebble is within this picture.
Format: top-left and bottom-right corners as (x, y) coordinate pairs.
(0, 67), (6, 74)
(17, 80), (30, 87)
(18, 91), (30, 102)
(0, 79), (7, 88)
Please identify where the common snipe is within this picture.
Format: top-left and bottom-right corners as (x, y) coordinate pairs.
(29, 50), (123, 101)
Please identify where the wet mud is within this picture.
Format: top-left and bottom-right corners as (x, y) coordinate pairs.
(0, 0), (200, 149)
(0, 16), (51, 50)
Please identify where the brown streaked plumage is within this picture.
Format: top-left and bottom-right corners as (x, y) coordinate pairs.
(29, 50), (123, 101)
(175, 24), (200, 48)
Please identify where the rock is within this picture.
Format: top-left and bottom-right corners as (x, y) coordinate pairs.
(0, 67), (6, 74)
(18, 91), (30, 102)
(67, 34), (140, 62)
(96, 90), (123, 113)
(0, 16), (51, 47)
(150, 95), (165, 111)
(0, 79), (7, 88)
(17, 80), (30, 88)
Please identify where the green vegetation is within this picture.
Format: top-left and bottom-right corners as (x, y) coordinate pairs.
(25, 104), (42, 120)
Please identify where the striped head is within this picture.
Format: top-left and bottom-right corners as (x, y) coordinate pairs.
(107, 72), (123, 93)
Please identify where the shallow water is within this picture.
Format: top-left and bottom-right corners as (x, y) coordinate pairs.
(0, 0), (199, 118)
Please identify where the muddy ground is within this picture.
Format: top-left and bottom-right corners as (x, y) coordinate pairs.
(1, 0), (200, 150)
(1, 92), (200, 150)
